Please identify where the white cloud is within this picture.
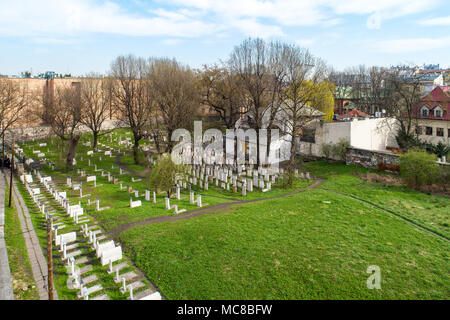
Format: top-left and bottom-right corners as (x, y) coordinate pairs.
(420, 15), (450, 26)
(162, 38), (183, 45)
(169, 0), (440, 29)
(0, 0), (444, 41)
(0, 0), (218, 38)
(373, 36), (450, 53)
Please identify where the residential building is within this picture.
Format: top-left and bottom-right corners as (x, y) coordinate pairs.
(414, 86), (450, 145)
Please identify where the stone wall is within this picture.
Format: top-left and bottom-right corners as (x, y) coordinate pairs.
(346, 147), (399, 170)
(9, 119), (126, 143)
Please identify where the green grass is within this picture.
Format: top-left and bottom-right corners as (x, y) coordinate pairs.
(17, 130), (450, 300)
(14, 173), (143, 300)
(119, 187), (449, 299)
(303, 161), (450, 239)
(18, 128), (311, 232)
(3, 184), (39, 300)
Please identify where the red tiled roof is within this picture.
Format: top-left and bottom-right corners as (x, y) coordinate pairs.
(415, 86), (450, 120)
(338, 109), (369, 120)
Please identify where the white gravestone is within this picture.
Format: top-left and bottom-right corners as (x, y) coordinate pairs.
(55, 232), (77, 246)
(101, 246), (122, 266)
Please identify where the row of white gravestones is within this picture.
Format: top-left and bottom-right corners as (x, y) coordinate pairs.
(41, 174), (91, 224)
(186, 162), (281, 187)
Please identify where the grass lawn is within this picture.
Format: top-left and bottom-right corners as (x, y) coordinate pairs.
(303, 161), (450, 239)
(119, 187), (449, 299)
(3, 184), (39, 300)
(15, 130), (450, 300)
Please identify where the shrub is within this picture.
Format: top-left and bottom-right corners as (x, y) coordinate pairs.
(428, 141), (450, 159)
(332, 139), (350, 162)
(148, 153), (184, 197)
(320, 143), (334, 161)
(399, 149), (439, 189)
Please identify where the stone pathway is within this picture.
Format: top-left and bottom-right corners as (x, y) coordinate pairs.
(0, 170), (14, 300)
(6, 169), (58, 300)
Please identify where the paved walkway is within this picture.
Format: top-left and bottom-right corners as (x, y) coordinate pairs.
(0, 170), (14, 300)
(6, 169), (58, 300)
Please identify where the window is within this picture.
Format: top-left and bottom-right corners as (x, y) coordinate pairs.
(448, 129), (450, 138)
(434, 106), (443, 118)
(300, 128), (316, 143)
(425, 126), (433, 136)
(421, 106), (429, 117)
(437, 128), (444, 137)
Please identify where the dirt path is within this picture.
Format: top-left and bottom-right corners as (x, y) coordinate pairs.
(110, 179), (325, 237)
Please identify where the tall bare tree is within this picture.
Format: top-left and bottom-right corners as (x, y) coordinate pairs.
(40, 83), (83, 168)
(110, 55), (152, 164)
(345, 65), (392, 115)
(228, 38), (284, 165)
(148, 58), (200, 153)
(0, 78), (28, 140)
(384, 68), (423, 150)
(80, 73), (113, 149)
(277, 44), (331, 181)
(201, 64), (244, 129)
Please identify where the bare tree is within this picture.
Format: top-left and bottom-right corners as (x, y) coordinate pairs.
(110, 55), (152, 164)
(345, 65), (392, 115)
(200, 64), (244, 129)
(79, 73), (113, 149)
(228, 38), (284, 165)
(40, 83), (83, 168)
(384, 68), (423, 150)
(277, 44), (330, 182)
(0, 78), (28, 138)
(148, 58), (200, 153)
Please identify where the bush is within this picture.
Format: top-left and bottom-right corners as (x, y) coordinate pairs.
(427, 141), (450, 159)
(332, 139), (350, 162)
(320, 143), (333, 161)
(399, 149), (439, 189)
(148, 153), (184, 197)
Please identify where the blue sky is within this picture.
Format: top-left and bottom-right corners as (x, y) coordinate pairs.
(1, 0), (449, 76)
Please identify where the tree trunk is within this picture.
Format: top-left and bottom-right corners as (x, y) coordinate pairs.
(66, 136), (80, 168)
(93, 131), (98, 150)
(153, 135), (161, 154)
(287, 133), (297, 186)
(133, 135), (140, 165)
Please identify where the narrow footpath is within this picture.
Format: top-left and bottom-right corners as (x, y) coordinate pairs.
(0, 170), (14, 300)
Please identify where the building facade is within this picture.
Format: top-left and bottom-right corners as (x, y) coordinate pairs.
(414, 86), (450, 145)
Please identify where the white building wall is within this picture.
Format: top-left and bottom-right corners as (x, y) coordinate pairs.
(350, 118), (399, 151)
(295, 118), (399, 158)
